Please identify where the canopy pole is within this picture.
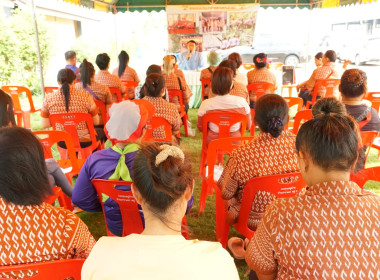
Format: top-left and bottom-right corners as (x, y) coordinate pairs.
(31, 0), (45, 96)
(113, 7), (118, 56)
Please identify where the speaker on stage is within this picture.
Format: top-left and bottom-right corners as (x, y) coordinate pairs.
(282, 66), (295, 85)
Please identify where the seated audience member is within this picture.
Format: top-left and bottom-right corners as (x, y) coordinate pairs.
(112, 50), (140, 99)
(143, 73), (181, 142)
(40, 68), (101, 148)
(340, 69), (380, 132)
(162, 55), (192, 108)
(199, 51), (220, 99)
(218, 94), (298, 231)
(219, 59), (249, 103)
(81, 143), (239, 280)
(0, 127), (95, 275)
(296, 52), (323, 96)
(171, 54), (186, 81)
(245, 99), (380, 279)
(138, 64), (165, 100)
(65, 50), (79, 79)
(76, 59), (113, 141)
(228, 52), (248, 85)
(94, 53), (126, 102)
(297, 50), (339, 106)
(197, 66), (251, 145)
(247, 53), (277, 107)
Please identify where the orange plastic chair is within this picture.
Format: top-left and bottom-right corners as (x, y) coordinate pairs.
(121, 80), (138, 100)
(250, 109), (255, 136)
(281, 84), (298, 97)
(198, 136), (255, 216)
(0, 259), (85, 280)
(1, 86), (40, 129)
(143, 116), (173, 143)
(243, 63), (255, 70)
(350, 166), (380, 189)
(94, 99), (108, 125)
(44, 187), (73, 211)
(306, 79), (340, 108)
(291, 109), (312, 134)
(44, 86), (59, 95)
(284, 97), (303, 112)
(247, 83), (275, 102)
(109, 87), (123, 103)
(216, 172), (306, 248)
(360, 131), (378, 165)
(49, 112), (101, 159)
(167, 89), (189, 137)
(33, 130), (85, 185)
(200, 78), (211, 101)
(364, 92), (380, 113)
(199, 112), (247, 177)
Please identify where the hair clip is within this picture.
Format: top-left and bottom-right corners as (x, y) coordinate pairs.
(155, 144), (184, 167)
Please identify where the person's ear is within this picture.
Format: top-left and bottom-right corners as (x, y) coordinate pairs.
(184, 180), (194, 201)
(298, 150), (309, 173)
(131, 183), (143, 204)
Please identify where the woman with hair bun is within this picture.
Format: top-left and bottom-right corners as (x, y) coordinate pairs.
(218, 94), (298, 234)
(340, 69), (380, 132)
(143, 73), (181, 142)
(82, 142), (239, 280)
(246, 97), (380, 280)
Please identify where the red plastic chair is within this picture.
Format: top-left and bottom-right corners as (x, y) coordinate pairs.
(49, 112), (101, 159)
(109, 87), (123, 103)
(94, 99), (108, 125)
(350, 166), (380, 189)
(247, 82), (275, 102)
(216, 172), (306, 248)
(121, 80), (138, 100)
(167, 89), (189, 137)
(360, 131), (378, 166)
(143, 116), (173, 143)
(306, 79), (340, 108)
(284, 97), (303, 112)
(250, 109), (256, 136)
(44, 187), (73, 211)
(200, 78), (211, 101)
(44, 86), (59, 95)
(198, 136), (255, 216)
(199, 112), (247, 177)
(364, 92), (380, 113)
(291, 109), (312, 134)
(33, 130), (85, 185)
(1, 85), (40, 128)
(0, 259), (85, 280)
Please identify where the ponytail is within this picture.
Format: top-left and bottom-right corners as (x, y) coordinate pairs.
(79, 59), (95, 88)
(118, 51), (129, 78)
(57, 69), (76, 112)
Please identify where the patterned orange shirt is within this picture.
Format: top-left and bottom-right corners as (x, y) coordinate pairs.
(218, 130), (299, 230)
(230, 80), (249, 103)
(305, 62), (340, 97)
(143, 96), (181, 139)
(0, 198), (95, 278)
(246, 180), (380, 280)
(41, 85), (98, 142)
(112, 66), (140, 99)
(94, 70), (126, 102)
(162, 72), (192, 105)
(247, 68), (277, 88)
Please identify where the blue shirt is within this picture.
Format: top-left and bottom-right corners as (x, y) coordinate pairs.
(65, 64), (79, 75)
(178, 51), (204, 70)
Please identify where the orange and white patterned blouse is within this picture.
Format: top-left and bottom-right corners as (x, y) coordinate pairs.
(246, 180), (380, 280)
(0, 198), (95, 278)
(162, 72), (192, 105)
(217, 130), (299, 230)
(41, 85), (98, 142)
(94, 70), (126, 102)
(143, 96), (181, 139)
(305, 62), (340, 97)
(75, 81), (113, 125)
(247, 68), (277, 88)
(230, 80), (249, 103)
(112, 66), (140, 99)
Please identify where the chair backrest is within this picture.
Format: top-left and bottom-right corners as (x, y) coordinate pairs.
(44, 87), (59, 95)
(310, 78), (340, 106)
(1, 85), (38, 112)
(143, 116), (172, 143)
(360, 131), (378, 164)
(292, 109), (312, 134)
(109, 87), (123, 102)
(235, 172), (305, 240)
(200, 78), (211, 101)
(49, 113), (98, 158)
(0, 259), (85, 280)
(350, 166), (380, 189)
(94, 99), (108, 125)
(121, 80), (138, 100)
(91, 179), (144, 237)
(243, 63), (255, 70)
(44, 186), (72, 210)
(247, 83), (275, 101)
(250, 109), (255, 136)
(365, 92), (380, 113)
(167, 88), (185, 112)
(201, 111), (247, 148)
(284, 97), (303, 112)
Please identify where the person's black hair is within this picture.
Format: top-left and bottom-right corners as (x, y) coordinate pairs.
(96, 53), (111, 70)
(144, 73), (165, 98)
(311, 97), (346, 117)
(79, 59), (95, 88)
(146, 64), (162, 76)
(324, 50), (336, 62)
(296, 98), (359, 171)
(0, 127), (53, 205)
(133, 142), (192, 215)
(171, 55), (177, 64)
(118, 50), (129, 78)
(211, 67), (233, 96)
(0, 90), (16, 127)
(65, 50), (76, 61)
(254, 94), (289, 138)
(188, 40), (196, 45)
(340, 69), (367, 98)
(253, 53), (268, 69)
(219, 59), (237, 77)
(315, 52), (323, 60)
(228, 52), (243, 69)
(57, 68), (76, 112)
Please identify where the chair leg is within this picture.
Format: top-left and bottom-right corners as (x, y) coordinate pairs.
(198, 179), (208, 216)
(22, 111), (31, 129)
(215, 188), (229, 248)
(181, 216), (189, 239)
(199, 149), (206, 177)
(182, 114), (189, 137)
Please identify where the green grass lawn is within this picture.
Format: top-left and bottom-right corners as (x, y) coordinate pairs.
(29, 96), (380, 279)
